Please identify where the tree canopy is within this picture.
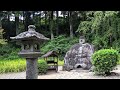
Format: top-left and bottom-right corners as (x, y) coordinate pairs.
(1, 11), (120, 54)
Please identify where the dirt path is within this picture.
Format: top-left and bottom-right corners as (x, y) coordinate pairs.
(1, 66), (120, 79)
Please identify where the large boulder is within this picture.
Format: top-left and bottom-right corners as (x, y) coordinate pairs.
(63, 43), (94, 71)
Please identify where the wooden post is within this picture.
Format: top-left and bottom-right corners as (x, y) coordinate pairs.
(56, 57), (58, 72)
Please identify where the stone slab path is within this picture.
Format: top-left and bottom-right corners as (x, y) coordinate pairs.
(1, 66), (120, 79)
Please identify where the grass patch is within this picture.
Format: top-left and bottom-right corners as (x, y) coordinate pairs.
(58, 60), (64, 66)
(0, 59), (26, 73)
(0, 58), (64, 73)
(117, 54), (120, 65)
(117, 60), (120, 65)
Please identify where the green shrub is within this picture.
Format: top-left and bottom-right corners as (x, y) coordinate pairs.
(41, 35), (78, 60)
(92, 49), (119, 75)
(0, 44), (21, 60)
(38, 60), (48, 74)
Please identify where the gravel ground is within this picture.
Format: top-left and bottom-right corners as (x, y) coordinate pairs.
(0, 65), (120, 79)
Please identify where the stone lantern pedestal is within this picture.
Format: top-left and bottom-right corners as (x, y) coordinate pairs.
(26, 58), (38, 79)
(10, 25), (49, 79)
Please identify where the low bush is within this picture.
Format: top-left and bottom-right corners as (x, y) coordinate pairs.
(38, 60), (48, 74)
(92, 49), (119, 75)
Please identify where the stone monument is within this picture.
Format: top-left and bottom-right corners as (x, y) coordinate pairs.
(63, 36), (94, 71)
(10, 25), (49, 79)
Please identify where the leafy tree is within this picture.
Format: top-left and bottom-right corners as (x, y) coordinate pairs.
(77, 11), (120, 51)
(0, 27), (7, 45)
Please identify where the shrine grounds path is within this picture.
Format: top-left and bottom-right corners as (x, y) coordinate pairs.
(1, 65), (120, 79)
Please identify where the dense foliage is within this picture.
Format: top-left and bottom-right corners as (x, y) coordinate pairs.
(41, 35), (78, 60)
(0, 35), (79, 61)
(77, 11), (120, 51)
(38, 60), (48, 74)
(0, 44), (21, 60)
(92, 49), (119, 75)
(1, 11), (120, 54)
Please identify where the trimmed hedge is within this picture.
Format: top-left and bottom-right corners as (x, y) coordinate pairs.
(92, 49), (119, 75)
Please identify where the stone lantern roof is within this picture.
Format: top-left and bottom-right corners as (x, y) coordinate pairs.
(10, 25), (49, 41)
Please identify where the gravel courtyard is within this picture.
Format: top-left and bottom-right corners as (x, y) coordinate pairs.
(0, 65), (120, 79)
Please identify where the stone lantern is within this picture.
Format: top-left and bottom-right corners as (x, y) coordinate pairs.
(10, 25), (49, 79)
(63, 36), (94, 71)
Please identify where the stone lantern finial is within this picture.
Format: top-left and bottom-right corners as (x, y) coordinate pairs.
(28, 25), (36, 32)
(79, 36), (85, 44)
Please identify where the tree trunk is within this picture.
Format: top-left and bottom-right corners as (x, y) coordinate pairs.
(110, 35), (112, 47)
(7, 12), (11, 40)
(56, 11), (59, 36)
(0, 11), (2, 28)
(25, 11), (31, 31)
(15, 12), (19, 35)
(67, 11), (69, 23)
(32, 11), (35, 25)
(48, 11), (50, 30)
(45, 11), (47, 30)
(50, 11), (54, 39)
(0, 13), (2, 39)
(23, 11), (25, 26)
(39, 11), (41, 30)
(0, 17), (2, 28)
(62, 11), (66, 23)
(69, 11), (74, 38)
(63, 13), (66, 23)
